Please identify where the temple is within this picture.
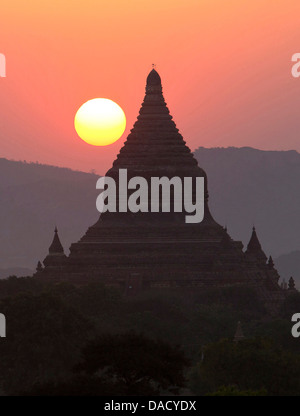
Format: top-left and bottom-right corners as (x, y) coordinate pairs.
(35, 69), (284, 313)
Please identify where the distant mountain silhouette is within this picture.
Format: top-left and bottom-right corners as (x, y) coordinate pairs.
(0, 159), (98, 270)
(1, 147), (300, 280)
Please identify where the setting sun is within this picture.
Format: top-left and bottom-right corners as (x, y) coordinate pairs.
(74, 98), (126, 146)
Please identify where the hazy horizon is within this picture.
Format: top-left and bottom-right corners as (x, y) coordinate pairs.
(2, 145), (300, 176)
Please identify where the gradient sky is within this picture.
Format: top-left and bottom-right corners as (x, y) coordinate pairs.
(1, 0), (300, 174)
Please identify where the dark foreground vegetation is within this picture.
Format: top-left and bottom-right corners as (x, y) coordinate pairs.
(0, 276), (299, 396)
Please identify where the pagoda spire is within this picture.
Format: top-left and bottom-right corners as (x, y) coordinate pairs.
(145, 68), (162, 94)
(106, 68), (204, 175)
(41, 227), (66, 270)
(48, 227), (64, 255)
(102, 68), (216, 224)
(245, 226), (267, 263)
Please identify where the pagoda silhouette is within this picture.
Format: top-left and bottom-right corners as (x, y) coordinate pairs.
(35, 69), (284, 312)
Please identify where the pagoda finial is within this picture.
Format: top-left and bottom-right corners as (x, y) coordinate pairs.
(49, 227), (64, 255)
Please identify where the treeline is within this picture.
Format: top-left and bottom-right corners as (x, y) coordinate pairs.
(0, 276), (300, 396)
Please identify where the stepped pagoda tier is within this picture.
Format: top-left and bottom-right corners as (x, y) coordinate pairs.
(35, 69), (284, 313)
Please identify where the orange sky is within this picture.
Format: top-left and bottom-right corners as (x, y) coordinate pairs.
(0, 0), (300, 173)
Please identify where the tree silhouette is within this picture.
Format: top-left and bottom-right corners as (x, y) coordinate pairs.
(75, 332), (189, 395)
(190, 337), (300, 396)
